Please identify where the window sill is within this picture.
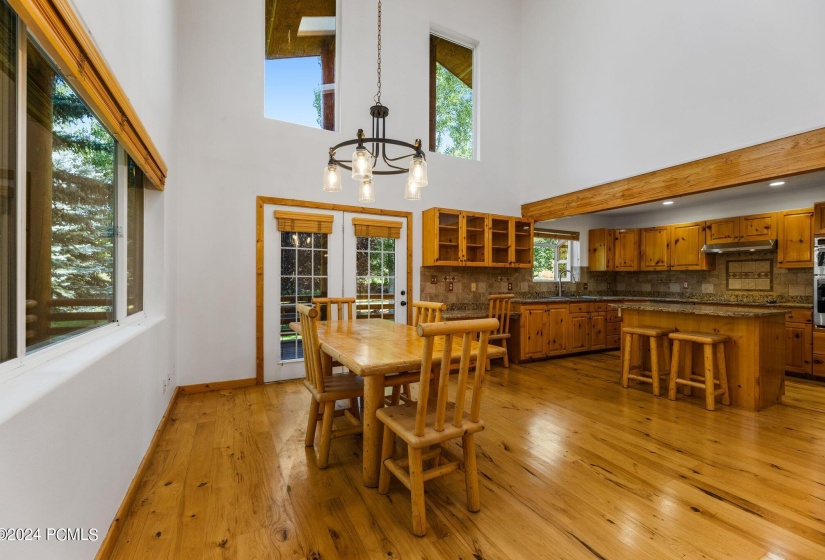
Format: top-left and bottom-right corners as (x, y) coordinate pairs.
(0, 315), (166, 424)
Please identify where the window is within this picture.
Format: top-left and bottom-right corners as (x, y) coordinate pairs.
(355, 237), (396, 321)
(429, 33), (475, 159)
(126, 157), (144, 315)
(264, 0), (337, 130)
(533, 230), (580, 281)
(0, 0), (16, 362)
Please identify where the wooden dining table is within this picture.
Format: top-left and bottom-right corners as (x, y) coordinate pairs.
(290, 318), (505, 487)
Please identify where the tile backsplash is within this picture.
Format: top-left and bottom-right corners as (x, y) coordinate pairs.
(420, 251), (813, 309)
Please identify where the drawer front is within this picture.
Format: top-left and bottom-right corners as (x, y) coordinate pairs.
(815, 331), (825, 355)
(606, 335), (621, 348)
(786, 309), (813, 323)
(606, 309), (622, 322)
(813, 354), (825, 377)
(569, 303), (592, 313)
(607, 322), (622, 336)
(592, 302), (608, 312)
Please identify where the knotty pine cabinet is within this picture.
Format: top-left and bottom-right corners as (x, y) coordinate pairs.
(670, 222), (714, 270)
(588, 228), (615, 272)
(777, 208), (814, 268)
(785, 309), (813, 375)
(422, 208), (533, 268)
(813, 202), (825, 236)
(613, 229), (640, 271)
(706, 213), (777, 244)
(640, 226), (670, 271)
(814, 329), (825, 378)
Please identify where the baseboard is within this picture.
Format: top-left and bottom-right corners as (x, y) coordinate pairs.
(178, 377), (257, 395)
(95, 386), (180, 560)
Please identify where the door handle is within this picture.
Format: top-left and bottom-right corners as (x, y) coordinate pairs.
(400, 301), (407, 307)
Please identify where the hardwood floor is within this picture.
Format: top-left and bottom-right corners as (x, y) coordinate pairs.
(109, 351), (825, 559)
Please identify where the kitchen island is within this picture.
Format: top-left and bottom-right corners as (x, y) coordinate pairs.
(612, 302), (787, 411)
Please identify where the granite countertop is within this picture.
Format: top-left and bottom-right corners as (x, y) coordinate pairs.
(610, 301), (788, 317)
(512, 296), (811, 309)
(441, 310), (521, 320)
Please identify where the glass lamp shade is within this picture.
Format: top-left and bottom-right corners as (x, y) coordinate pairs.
(404, 178), (422, 200)
(359, 179), (375, 203)
(408, 154), (428, 186)
(352, 147), (373, 181)
(322, 162), (342, 192)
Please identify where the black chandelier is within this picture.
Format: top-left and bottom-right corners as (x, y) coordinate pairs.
(322, 0), (428, 202)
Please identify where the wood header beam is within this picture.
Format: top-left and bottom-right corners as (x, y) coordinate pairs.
(521, 127), (825, 222)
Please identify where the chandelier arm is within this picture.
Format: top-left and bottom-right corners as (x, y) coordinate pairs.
(329, 137), (420, 153)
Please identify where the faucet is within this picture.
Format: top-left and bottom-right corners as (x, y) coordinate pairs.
(557, 276), (563, 297)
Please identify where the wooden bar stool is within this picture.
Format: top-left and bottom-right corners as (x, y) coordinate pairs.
(667, 332), (731, 411)
(621, 326), (673, 396)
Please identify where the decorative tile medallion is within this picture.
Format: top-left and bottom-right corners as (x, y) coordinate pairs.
(726, 259), (772, 291)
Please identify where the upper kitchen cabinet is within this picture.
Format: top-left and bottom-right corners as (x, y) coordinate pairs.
(814, 201), (825, 236)
(640, 226), (670, 271)
(423, 208), (533, 267)
(670, 222), (714, 270)
(588, 228), (614, 271)
(706, 212), (777, 244)
(777, 208), (814, 268)
(613, 229), (640, 271)
(705, 217), (739, 243)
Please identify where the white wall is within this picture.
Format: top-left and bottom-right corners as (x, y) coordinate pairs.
(519, 0), (825, 204)
(173, 0), (522, 385)
(0, 1), (177, 558)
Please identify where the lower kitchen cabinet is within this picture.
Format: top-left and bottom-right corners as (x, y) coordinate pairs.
(784, 309), (813, 375)
(813, 329), (825, 378)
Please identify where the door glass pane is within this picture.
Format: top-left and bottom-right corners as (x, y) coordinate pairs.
(0, 0), (15, 362)
(280, 231), (327, 361)
(355, 236), (395, 321)
(26, 38), (115, 351)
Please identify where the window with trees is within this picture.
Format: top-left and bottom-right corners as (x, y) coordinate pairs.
(264, 0), (337, 130)
(429, 33), (475, 159)
(533, 231), (579, 282)
(127, 157), (144, 315)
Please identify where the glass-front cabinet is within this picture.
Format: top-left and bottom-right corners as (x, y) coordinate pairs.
(512, 218), (534, 268)
(489, 215), (512, 267)
(463, 212), (489, 266)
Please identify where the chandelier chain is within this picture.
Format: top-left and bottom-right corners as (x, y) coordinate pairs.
(374, 0), (382, 104)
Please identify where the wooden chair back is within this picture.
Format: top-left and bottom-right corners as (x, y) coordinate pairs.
(413, 318), (499, 437)
(297, 304), (325, 393)
(411, 301), (446, 327)
(487, 293), (515, 338)
(312, 297), (356, 321)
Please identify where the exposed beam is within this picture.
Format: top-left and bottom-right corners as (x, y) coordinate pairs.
(521, 126), (825, 222)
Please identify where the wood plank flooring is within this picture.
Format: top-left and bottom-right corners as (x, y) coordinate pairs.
(109, 351), (825, 559)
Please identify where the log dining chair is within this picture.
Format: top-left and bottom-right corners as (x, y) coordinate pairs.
(486, 293), (515, 370)
(312, 296), (359, 416)
(391, 301), (448, 403)
(377, 317), (498, 536)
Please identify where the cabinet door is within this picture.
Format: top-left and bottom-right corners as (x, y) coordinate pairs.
(522, 307), (547, 360)
(589, 314), (607, 350)
(614, 229), (639, 271)
(489, 215), (511, 267)
(462, 212), (489, 266)
(512, 219), (534, 268)
(640, 226), (670, 271)
(670, 222), (712, 270)
(814, 202), (825, 236)
(740, 212), (777, 242)
(785, 322), (812, 374)
(544, 307), (567, 356)
(588, 229), (614, 271)
(777, 208), (814, 268)
(567, 314), (589, 353)
(705, 217), (739, 244)
(431, 209), (463, 265)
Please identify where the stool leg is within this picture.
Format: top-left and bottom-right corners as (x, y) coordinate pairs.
(621, 332), (633, 388)
(668, 340), (681, 400)
(717, 343), (731, 406)
(649, 336), (661, 396)
(703, 343), (716, 411)
(662, 336), (671, 376)
(683, 342), (693, 396)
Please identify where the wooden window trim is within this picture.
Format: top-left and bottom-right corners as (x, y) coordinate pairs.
(274, 210), (335, 233)
(9, 0), (168, 189)
(352, 217), (402, 239)
(534, 228), (579, 241)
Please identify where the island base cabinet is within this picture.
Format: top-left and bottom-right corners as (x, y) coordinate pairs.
(814, 330), (825, 378)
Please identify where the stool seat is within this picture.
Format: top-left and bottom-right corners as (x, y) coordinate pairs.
(622, 326), (673, 338)
(669, 331), (728, 345)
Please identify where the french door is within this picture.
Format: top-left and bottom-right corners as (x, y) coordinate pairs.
(263, 205), (408, 382)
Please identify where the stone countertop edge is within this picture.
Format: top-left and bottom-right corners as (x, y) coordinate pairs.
(609, 302), (788, 317)
(441, 310), (521, 320)
(511, 296), (811, 309)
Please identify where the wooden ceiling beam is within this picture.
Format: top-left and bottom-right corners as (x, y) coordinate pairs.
(521, 126), (825, 222)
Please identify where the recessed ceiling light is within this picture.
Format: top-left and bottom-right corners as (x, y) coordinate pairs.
(662, 200), (674, 205)
(769, 181), (786, 187)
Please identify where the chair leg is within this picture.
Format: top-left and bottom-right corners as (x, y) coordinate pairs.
(305, 397), (320, 447)
(683, 342), (693, 396)
(502, 346), (509, 368)
(649, 336), (661, 396)
(402, 383), (411, 401)
(349, 398), (361, 421)
(486, 358), (491, 371)
(667, 340), (681, 401)
(378, 426), (396, 495)
(317, 401), (335, 468)
(703, 343), (716, 411)
(621, 332), (633, 388)
(717, 343), (731, 406)
(408, 445), (427, 536)
(463, 433), (481, 512)
(662, 336), (671, 375)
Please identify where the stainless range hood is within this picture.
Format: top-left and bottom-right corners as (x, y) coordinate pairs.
(700, 239), (776, 254)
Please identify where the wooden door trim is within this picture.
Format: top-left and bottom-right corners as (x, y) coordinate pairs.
(521, 126), (825, 221)
(255, 197), (414, 385)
